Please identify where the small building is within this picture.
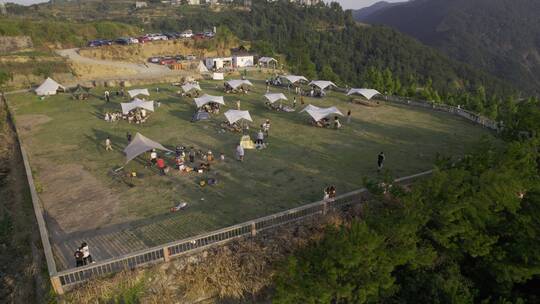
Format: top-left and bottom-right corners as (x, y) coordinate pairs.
(205, 57), (233, 70)
(233, 54), (254, 68)
(258, 57), (278, 69)
(135, 1), (148, 8)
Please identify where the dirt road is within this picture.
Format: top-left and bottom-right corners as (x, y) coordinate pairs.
(56, 48), (191, 83)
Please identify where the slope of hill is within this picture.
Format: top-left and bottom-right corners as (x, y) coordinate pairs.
(360, 0), (540, 94)
(353, 1), (406, 21)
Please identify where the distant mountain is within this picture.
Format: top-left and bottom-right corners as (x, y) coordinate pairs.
(352, 1), (406, 21)
(358, 0), (540, 94)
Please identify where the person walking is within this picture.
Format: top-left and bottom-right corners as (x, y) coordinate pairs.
(236, 144), (245, 161)
(377, 152), (385, 172)
(105, 136), (112, 151)
(347, 109), (351, 123)
(126, 131), (132, 143)
(104, 91), (110, 103)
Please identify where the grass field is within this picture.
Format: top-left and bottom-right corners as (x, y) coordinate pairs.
(7, 74), (493, 268)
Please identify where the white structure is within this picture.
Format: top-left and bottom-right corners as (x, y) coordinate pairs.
(226, 79), (253, 90)
(128, 88), (150, 98)
(135, 1), (147, 8)
(182, 83), (201, 93)
(197, 61), (209, 73)
(258, 57), (278, 68)
(301, 105), (343, 122)
(212, 73), (224, 80)
(280, 75), (309, 85)
(35, 78), (65, 96)
(194, 94), (225, 108)
(264, 93), (288, 104)
(120, 98), (155, 115)
(347, 88), (382, 100)
(224, 110), (253, 124)
(233, 55), (254, 68)
(205, 57), (233, 70)
(124, 133), (171, 163)
(309, 80), (336, 91)
(186, 0), (201, 4)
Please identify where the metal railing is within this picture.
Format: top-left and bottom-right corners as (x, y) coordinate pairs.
(53, 170), (432, 293)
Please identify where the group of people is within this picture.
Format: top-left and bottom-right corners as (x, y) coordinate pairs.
(313, 116), (342, 129)
(103, 108), (150, 124)
(74, 242), (94, 267)
(200, 102), (221, 114)
(103, 90), (126, 102)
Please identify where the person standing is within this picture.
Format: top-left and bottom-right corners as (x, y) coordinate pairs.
(293, 97), (297, 108)
(126, 132), (132, 143)
(347, 109), (351, 124)
(188, 148), (195, 163)
(74, 248), (84, 267)
(236, 99), (241, 110)
(377, 152), (385, 172)
(157, 157), (166, 175)
(236, 144), (245, 161)
(105, 136), (112, 151)
(262, 119), (271, 137)
(104, 90), (110, 103)
(150, 149), (158, 165)
(301, 95), (305, 105)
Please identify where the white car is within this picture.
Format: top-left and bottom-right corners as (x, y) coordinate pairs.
(128, 37), (139, 44)
(186, 55), (197, 61)
(180, 30), (193, 38)
(147, 34), (168, 41)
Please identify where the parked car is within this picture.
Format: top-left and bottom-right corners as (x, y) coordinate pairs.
(115, 38), (130, 45)
(185, 54), (197, 61)
(180, 30), (193, 38)
(193, 33), (205, 40)
(148, 57), (161, 64)
(147, 34), (168, 41)
(174, 55), (185, 61)
(87, 40), (103, 47)
(160, 58), (176, 65)
(204, 31), (215, 38)
(128, 37), (139, 44)
(138, 36), (151, 44)
(101, 40), (113, 46)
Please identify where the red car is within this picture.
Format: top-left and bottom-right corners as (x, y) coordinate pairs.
(138, 36), (151, 44)
(160, 59), (176, 65)
(193, 33), (206, 40)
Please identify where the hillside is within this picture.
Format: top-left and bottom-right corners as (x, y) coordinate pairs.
(352, 1), (405, 21)
(360, 0), (540, 94)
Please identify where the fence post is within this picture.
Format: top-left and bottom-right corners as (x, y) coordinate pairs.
(251, 222), (257, 237)
(163, 247), (170, 262)
(51, 276), (64, 295)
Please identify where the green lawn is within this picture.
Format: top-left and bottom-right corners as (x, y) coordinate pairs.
(7, 74), (493, 264)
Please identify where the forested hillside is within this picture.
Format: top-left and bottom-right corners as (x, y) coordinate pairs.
(360, 0), (540, 94)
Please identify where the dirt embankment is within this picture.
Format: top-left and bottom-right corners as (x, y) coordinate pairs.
(78, 39), (233, 63)
(0, 36), (33, 53)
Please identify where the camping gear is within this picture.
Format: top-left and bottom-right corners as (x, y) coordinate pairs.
(123, 133), (172, 163)
(280, 75), (309, 84)
(127, 88), (150, 98)
(225, 79), (253, 90)
(240, 135), (256, 149)
(194, 94), (225, 108)
(264, 93), (288, 104)
(192, 111), (211, 122)
(120, 98), (155, 114)
(309, 80), (337, 91)
(224, 110), (253, 124)
(71, 85), (90, 100)
(300, 105), (344, 122)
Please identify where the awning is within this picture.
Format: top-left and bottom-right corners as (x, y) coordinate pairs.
(123, 133), (172, 163)
(194, 94), (225, 108)
(182, 83), (201, 93)
(309, 80), (336, 90)
(347, 88), (381, 100)
(224, 110), (253, 124)
(128, 88), (150, 98)
(226, 79), (253, 89)
(264, 93), (288, 104)
(280, 75), (308, 84)
(120, 98), (155, 114)
(300, 105), (343, 121)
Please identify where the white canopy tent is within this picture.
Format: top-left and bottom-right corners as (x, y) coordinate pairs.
(264, 93), (288, 104)
(280, 75), (308, 84)
(226, 79), (253, 90)
(123, 133), (172, 163)
(309, 80), (337, 91)
(120, 98), (155, 115)
(35, 77), (65, 96)
(301, 105), (344, 122)
(194, 94), (225, 108)
(182, 83), (201, 93)
(212, 73), (224, 80)
(224, 110), (253, 124)
(128, 89), (150, 98)
(258, 57), (278, 67)
(347, 88), (381, 100)
(198, 61), (209, 73)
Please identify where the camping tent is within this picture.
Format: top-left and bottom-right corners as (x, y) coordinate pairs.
(192, 111), (211, 122)
(347, 88), (381, 100)
(309, 81), (337, 91)
(213, 73), (224, 80)
(123, 133), (172, 163)
(280, 75), (308, 84)
(35, 77), (65, 96)
(300, 105), (343, 122)
(194, 94), (225, 108)
(258, 57), (278, 68)
(264, 93), (288, 104)
(182, 83), (201, 93)
(71, 85), (90, 100)
(224, 110), (253, 124)
(128, 88), (150, 98)
(121, 98), (155, 114)
(226, 79), (253, 90)
(198, 61), (209, 73)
